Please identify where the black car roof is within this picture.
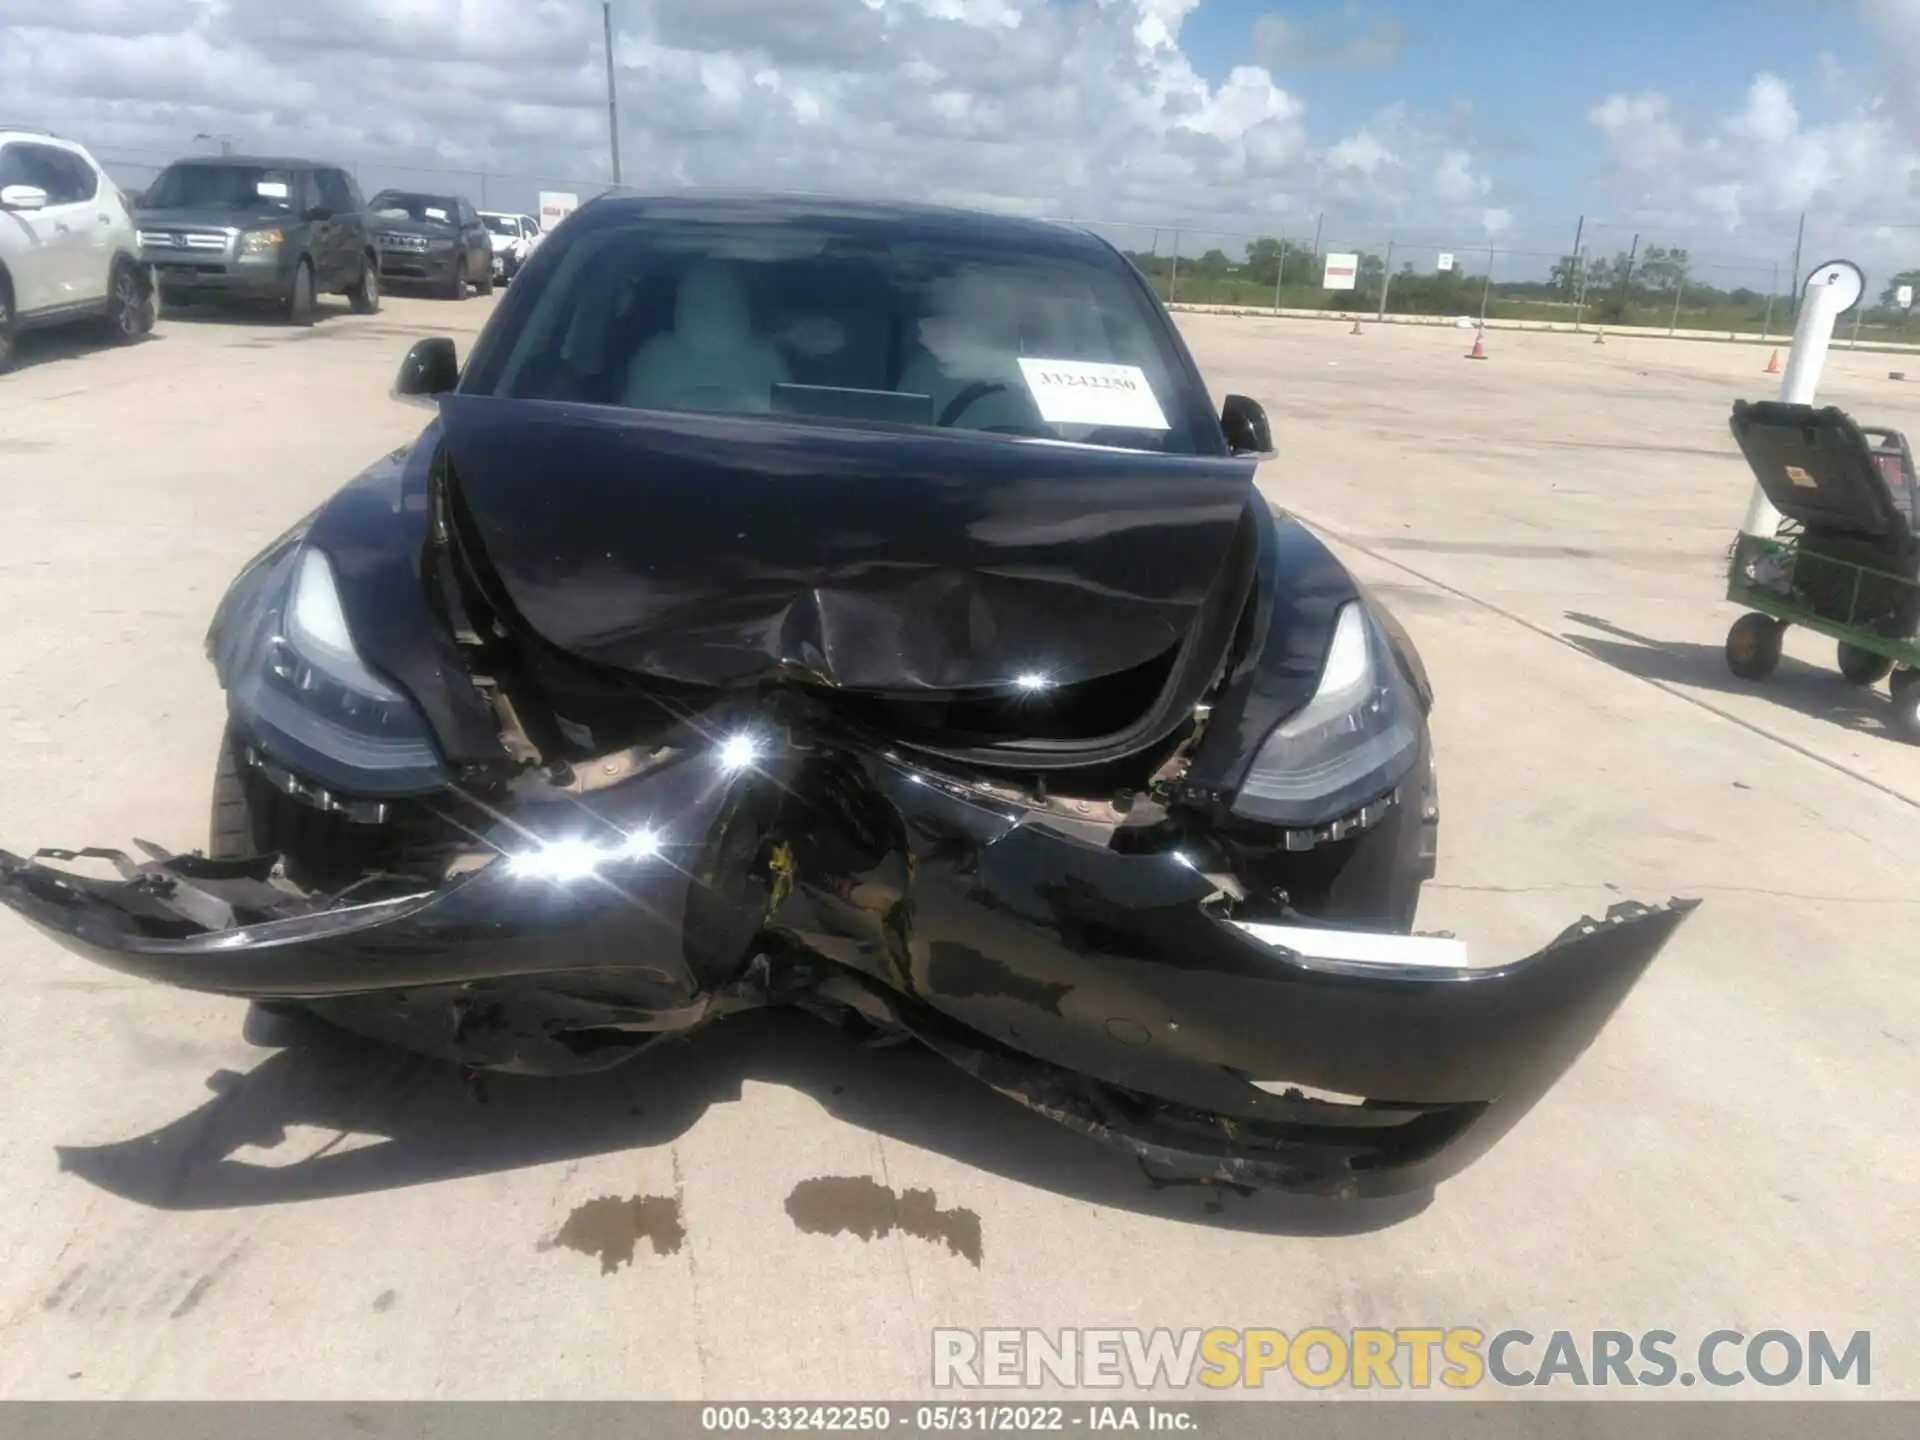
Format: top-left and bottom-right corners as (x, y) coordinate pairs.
(571, 190), (1108, 261)
(164, 155), (334, 170)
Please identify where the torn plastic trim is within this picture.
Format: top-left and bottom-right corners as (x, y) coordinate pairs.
(240, 743), (391, 826)
(0, 726), (1694, 1193)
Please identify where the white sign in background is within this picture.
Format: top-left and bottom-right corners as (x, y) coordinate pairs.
(1322, 252), (1360, 291)
(1016, 359), (1171, 431)
(1901, 284), (1914, 310)
(538, 191), (579, 232)
(1438, 252), (1455, 272)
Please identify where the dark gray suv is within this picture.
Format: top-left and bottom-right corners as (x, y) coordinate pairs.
(136, 156), (380, 325)
(368, 190), (493, 300)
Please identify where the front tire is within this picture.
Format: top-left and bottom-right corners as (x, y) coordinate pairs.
(209, 725), (384, 891)
(0, 278), (16, 374)
(348, 254), (380, 314)
(1725, 613), (1785, 681)
(1838, 642), (1894, 687)
(476, 252), (495, 296)
(284, 259), (316, 326)
(443, 258), (466, 301)
(102, 259), (153, 345)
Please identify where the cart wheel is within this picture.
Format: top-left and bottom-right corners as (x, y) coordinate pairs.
(1726, 614), (1785, 681)
(1838, 642), (1895, 687)
(1892, 670), (1920, 743)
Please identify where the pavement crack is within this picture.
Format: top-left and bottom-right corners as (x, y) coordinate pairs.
(672, 1144), (718, 1389)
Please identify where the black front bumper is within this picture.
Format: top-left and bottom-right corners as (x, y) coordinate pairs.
(0, 738), (1692, 1197)
(377, 251), (458, 282)
(148, 263), (290, 301)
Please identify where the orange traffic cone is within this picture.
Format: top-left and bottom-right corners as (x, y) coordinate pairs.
(1350, 317), (1364, 336)
(1764, 349), (1782, 375)
(1465, 329), (1487, 360)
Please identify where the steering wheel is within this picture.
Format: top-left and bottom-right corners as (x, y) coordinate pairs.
(937, 381), (1011, 429)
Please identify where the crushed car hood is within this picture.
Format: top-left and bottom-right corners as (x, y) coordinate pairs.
(436, 395), (1257, 694)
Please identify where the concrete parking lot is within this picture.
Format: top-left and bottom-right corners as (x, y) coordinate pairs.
(0, 295), (1914, 1399)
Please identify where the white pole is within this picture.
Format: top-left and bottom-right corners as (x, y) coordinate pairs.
(1740, 277), (1849, 538)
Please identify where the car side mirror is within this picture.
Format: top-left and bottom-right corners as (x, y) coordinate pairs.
(0, 184), (49, 212)
(1221, 394), (1275, 459)
(394, 337), (459, 407)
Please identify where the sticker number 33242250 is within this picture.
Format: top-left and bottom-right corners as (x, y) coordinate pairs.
(1017, 359), (1171, 431)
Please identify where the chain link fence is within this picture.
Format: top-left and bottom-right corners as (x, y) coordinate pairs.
(88, 142), (1920, 345)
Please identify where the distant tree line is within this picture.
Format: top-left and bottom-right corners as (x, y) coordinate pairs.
(1118, 238), (1811, 324)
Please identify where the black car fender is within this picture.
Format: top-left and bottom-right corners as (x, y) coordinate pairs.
(1183, 506), (1371, 798)
(205, 432), (508, 769)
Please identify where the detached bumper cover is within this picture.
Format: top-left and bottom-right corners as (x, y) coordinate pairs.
(0, 742), (1693, 1197)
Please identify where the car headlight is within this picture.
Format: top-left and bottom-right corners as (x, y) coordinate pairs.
(237, 228), (283, 259)
(1231, 601), (1421, 827)
(224, 545), (448, 797)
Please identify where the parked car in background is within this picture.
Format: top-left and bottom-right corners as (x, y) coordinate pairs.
(370, 190), (492, 299)
(136, 155), (380, 325)
(0, 127), (153, 372)
(480, 210), (541, 283)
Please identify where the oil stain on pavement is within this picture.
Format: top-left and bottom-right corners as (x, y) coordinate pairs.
(785, 1176), (983, 1267)
(539, 1194), (686, 1275)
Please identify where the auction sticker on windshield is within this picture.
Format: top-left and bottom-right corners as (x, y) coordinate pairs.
(257, 181), (289, 198)
(1017, 359), (1170, 430)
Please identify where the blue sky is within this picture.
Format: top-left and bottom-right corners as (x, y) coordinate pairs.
(1178, 0), (1878, 249)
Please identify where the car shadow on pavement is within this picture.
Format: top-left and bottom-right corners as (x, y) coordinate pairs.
(156, 298), (348, 326)
(1561, 611), (1895, 737)
(6, 328), (163, 374)
(53, 1008), (1431, 1237)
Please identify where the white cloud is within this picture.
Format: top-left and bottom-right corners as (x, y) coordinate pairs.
(1589, 92), (1687, 174)
(1587, 68), (1920, 273)
(1579, 3), (1920, 273)
(0, 0), (1507, 248)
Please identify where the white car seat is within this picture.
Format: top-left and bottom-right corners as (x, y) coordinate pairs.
(624, 262), (791, 414)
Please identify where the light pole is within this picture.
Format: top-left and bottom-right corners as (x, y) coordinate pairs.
(603, 2), (623, 186)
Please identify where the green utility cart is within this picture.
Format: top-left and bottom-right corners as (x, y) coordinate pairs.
(1723, 400), (1920, 741)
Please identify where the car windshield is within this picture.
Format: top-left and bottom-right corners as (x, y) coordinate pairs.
(370, 192), (457, 225)
(142, 164), (296, 214)
(481, 217), (1205, 454)
(482, 214), (518, 236)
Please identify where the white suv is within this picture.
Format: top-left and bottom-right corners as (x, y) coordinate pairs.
(479, 210), (542, 283)
(0, 128), (153, 373)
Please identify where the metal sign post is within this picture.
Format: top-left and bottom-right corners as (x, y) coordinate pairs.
(1739, 261), (1864, 538)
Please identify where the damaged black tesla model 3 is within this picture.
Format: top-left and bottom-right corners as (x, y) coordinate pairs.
(0, 195), (1693, 1197)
